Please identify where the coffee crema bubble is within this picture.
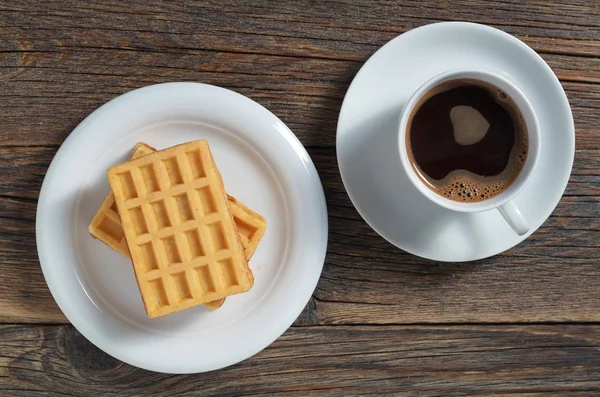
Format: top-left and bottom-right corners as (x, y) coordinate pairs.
(407, 79), (528, 203)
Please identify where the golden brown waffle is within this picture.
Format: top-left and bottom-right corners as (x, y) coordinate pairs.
(204, 199), (266, 310)
(108, 140), (254, 318)
(89, 143), (266, 260)
(89, 143), (267, 311)
(228, 195), (267, 259)
(89, 143), (157, 257)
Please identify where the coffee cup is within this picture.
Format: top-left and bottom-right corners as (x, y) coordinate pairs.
(398, 69), (541, 236)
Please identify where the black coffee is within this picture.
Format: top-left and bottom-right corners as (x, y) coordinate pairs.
(407, 79), (528, 202)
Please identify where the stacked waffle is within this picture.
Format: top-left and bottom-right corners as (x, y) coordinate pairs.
(88, 141), (266, 318)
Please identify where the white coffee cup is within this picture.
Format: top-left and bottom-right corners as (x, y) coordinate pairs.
(398, 69), (541, 236)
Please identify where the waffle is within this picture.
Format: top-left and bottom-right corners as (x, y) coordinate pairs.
(89, 143), (266, 260)
(89, 143), (267, 311)
(205, 198), (266, 310)
(228, 195), (267, 260)
(108, 140), (254, 318)
(89, 143), (157, 257)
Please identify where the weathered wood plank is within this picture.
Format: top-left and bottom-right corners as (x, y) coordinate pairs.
(0, 1), (599, 147)
(0, 52), (598, 148)
(2, 0), (600, 58)
(2, 324), (600, 396)
(1, 147), (598, 324)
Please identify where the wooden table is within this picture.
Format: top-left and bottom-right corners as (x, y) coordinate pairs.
(2, 1), (599, 395)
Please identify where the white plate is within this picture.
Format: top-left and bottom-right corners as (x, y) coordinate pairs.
(337, 22), (574, 262)
(36, 83), (328, 373)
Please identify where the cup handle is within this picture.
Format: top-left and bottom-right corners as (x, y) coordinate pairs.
(498, 200), (529, 236)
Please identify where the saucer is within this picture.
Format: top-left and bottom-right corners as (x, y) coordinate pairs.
(337, 22), (574, 262)
(36, 83), (328, 373)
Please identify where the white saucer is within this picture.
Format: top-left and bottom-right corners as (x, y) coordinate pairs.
(337, 22), (574, 262)
(36, 83), (328, 373)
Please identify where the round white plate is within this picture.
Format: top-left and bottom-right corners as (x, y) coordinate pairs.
(337, 22), (574, 262)
(37, 83), (328, 373)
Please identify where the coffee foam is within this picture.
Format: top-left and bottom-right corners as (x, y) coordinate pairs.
(426, 141), (528, 203)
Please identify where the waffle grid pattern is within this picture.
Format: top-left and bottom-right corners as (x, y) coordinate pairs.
(89, 193), (127, 253)
(227, 195), (267, 260)
(89, 144), (266, 261)
(88, 144), (155, 257)
(109, 141), (252, 318)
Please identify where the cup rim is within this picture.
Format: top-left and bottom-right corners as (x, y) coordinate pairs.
(398, 69), (541, 213)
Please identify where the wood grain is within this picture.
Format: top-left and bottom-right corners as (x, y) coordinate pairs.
(1, 1), (600, 147)
(2, 324), (600, 396)
(1, 0), (600, 394)
(1, 146), (599, 324)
